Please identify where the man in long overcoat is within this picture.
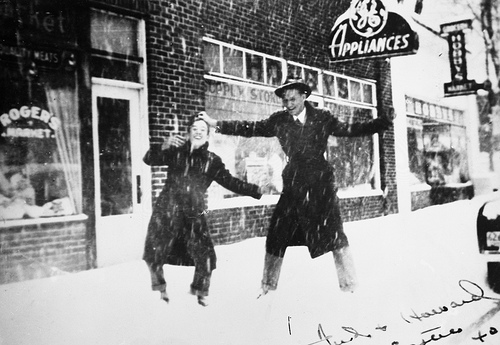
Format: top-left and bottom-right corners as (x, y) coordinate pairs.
(200, 76), (393, 296)
(143, 117), (262, 306)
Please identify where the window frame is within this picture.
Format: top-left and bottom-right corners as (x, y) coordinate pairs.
(90, 8), (145, 83)
(202, 38), (384, 208)
(203, 37), (287, 87)
(405, 96), (469, 188)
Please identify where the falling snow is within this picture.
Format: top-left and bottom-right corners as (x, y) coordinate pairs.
(1, 193), (500, 345)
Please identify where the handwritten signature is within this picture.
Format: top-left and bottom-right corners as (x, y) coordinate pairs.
(299, 280), (500, 345)
(401, 280), (500, 324)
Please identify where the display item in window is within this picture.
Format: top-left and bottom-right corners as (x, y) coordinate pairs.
(142, 117), (263, 307)
(0, 148), (74, 220)
(199, 75), (394, 297)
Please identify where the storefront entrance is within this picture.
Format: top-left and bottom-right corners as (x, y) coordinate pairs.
(92, 83), (151, 267)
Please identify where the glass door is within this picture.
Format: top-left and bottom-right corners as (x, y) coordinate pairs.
(92, 83), (150, 267)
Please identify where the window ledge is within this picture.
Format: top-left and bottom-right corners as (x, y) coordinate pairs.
(0, 214), (88, 229)
(207, 195), (280, 210)
(207, 189), (385, 210)
(410, 183), (432, 192)
(337, 188), (383, 199)
(440, 181), (473, 188)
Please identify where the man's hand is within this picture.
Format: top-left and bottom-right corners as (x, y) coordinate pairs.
(162, 134), (185, 150)
(380, 107), (396, 123)
(197, 111), (218, 128)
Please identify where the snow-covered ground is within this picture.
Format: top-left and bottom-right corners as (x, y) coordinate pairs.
(1, 194), (500, 345)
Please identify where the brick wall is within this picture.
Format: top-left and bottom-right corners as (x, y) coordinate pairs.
(340, 196), (385, 222)
(209, 205), (274, 245)
(146, 0), (206, 199)
(0, 220), (88, 284)
(206, 196), (385, 245)
(146, 0), (206, 144)
(411, 190), (432, 211)
(201, 0), (397, 215)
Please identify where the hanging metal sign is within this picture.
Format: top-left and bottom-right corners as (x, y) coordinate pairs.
(328, 0), (419, 62)
(440, 19), (480, 97)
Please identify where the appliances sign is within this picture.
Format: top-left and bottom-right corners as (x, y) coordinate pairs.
(328, 0), (418, 62)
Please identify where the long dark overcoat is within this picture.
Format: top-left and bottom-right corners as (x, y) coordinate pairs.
(143, 141), (261, 270)
(218, 101), (391, 258)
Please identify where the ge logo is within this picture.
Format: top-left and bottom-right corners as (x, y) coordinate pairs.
(349, 0), (388, 38)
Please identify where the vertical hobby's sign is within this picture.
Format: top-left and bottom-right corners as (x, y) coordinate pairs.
(328, 0), (418, 62)
(440, 19), (479, 97)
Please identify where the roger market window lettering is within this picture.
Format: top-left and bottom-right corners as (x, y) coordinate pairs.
(1, 0), (83, 223)
(1, 60), (81, 221)
(0, 105), (78, 221)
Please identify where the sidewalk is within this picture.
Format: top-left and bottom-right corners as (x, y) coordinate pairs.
(1, 194), (500, 345)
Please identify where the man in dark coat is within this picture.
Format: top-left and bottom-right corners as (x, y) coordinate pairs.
(143, 117), (262, 306)
(199, 76), (393, 297)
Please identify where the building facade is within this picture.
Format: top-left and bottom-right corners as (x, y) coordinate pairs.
(390, 0), (494, 213)
(1, 0), (410, 284)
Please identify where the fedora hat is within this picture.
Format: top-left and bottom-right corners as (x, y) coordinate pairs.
(274, 75), (312, 98)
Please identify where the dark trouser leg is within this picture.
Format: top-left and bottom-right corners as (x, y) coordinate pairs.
(146, 262), (166, 292)
(190, 259), (213, 297)
(186, 215), (214, 297)
(261, 252), (284, 292)
(333, 245), (357, 292)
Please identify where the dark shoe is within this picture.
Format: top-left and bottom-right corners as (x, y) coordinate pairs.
(257, 287), (270, 299)
(160, 291), (169, 303)
(197, 295), (209, 307)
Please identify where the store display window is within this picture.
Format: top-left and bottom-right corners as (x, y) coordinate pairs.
(406, 96), (470, 187)
(246, 54), (264, 83)
(204, 78), (284, 202)
(324, 103), (377, 191)
(203, 38), (286, 87)
(407, 117), (426, 184)
(0, 67), (81, 221)
(203, 39), (381, 203)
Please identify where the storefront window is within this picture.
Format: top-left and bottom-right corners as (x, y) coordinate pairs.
(91, 11), (139, 56)
(288, 63), (320, 95)
(266, 58), (282, 86)
(223, 47), (244, 78)
(203, 39), (381, 200)
(324, 102), (376, 190)
(350, 80), (362, 103)
(288, 64), (303, 79)
(304, 68), (319, 94)
(0, 68), (81, 221)
(90, 10), (142, 82)
(406, 97), (470, 187)
(407, 117), (426, 184)
(423, 124), (452, 185)
(203, 41), (221, 74)
(246, 54), (263, 83)
(204, 79), (284, 201)
(337, 77), (349, 99)
(363, 84), (373, 104)
(323, 73), (336, 97)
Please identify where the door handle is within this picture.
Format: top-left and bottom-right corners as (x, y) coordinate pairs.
(136, 175), (142, 204)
